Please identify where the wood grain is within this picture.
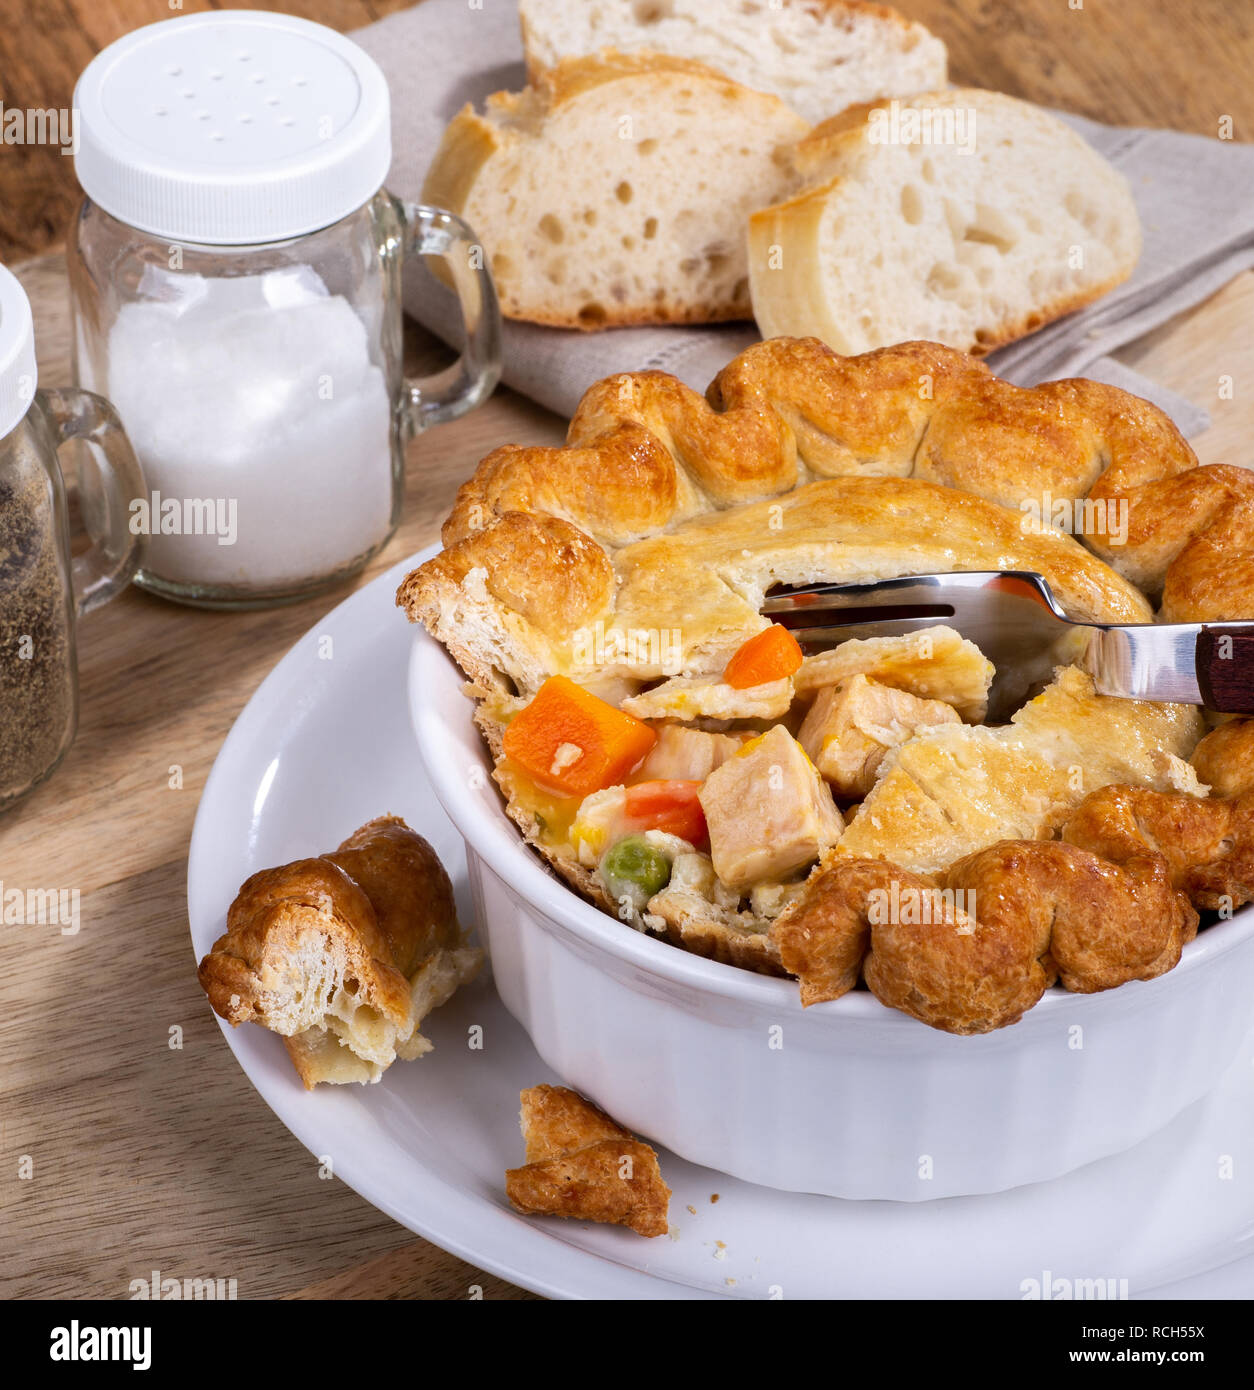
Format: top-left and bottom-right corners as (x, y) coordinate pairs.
(1, 0), (1253, 1302)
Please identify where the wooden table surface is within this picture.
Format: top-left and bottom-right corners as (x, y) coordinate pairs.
(2, 0), (1253, 1302)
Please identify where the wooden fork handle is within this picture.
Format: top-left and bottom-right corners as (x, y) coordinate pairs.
(1196, 629), (1254, 713)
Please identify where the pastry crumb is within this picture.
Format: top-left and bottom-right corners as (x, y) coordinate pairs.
(505, 1084), (671, 1238)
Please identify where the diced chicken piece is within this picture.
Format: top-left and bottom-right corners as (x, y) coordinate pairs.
(698, 725), (844, 892)
(797, 674), (961, 797)
(636, 723), (749, 781)
(621, 673), (793, 722)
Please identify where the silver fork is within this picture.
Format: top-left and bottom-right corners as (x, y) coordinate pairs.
(763, 571), (1254, 722)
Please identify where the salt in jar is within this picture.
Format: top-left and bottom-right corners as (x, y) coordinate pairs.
(68, 11), (500, 607)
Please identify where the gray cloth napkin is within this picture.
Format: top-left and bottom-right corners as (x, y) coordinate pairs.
(354, 0), (1254, 434)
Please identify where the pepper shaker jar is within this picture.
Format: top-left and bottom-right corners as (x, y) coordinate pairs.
(0, 265), (146, 811)
(68, 11), (501, 608)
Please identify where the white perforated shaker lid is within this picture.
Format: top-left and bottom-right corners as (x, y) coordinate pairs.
(0, 265), (38, 442)
(73, 10), (391, 246)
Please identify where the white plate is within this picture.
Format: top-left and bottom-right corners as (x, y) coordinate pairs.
(188, 551), (1254, 1299)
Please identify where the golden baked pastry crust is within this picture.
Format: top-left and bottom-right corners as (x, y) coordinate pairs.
(402, 339), (1175, 700)
(404, 474), (1149, 699)
(398, 336), (1253, 1011)
(400, 337), (1243, 700)
(1190, 719), (1254, 799)
(794, 627), (993, 722)
(198, 817), (481, 1087)
(505, 1085), (671, 1237)
(835, 666), (1205, 875)
(776, 755), (1254, 1032)
(774, 837), (1198, 1034)
(324, 814), (462, 976)
(198, 855), (411, 1035)
(1061, 784), (1254, 911)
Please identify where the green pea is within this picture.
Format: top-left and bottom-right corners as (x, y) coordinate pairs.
(601, 835), (672, 900)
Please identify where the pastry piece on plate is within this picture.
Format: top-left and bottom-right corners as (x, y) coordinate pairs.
(749, 90), (1141, 356)
(518, 0), (947, 127)
(505, 1085), (671, 1237)
(423, 52), (807, 328)
(197, 816), (482, 1088)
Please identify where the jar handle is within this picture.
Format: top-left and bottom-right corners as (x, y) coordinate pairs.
(399, 202), (502, 432)
(40, 388), (146, 617)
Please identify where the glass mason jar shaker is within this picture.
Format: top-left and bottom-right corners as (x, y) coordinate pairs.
(0, 265), (146, 810)
(68, 11), (501, 609)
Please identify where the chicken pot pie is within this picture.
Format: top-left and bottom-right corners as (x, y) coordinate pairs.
(400, 337), (1254, 1031)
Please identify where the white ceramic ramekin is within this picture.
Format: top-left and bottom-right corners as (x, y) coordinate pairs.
(410, 632), (1254, 1201)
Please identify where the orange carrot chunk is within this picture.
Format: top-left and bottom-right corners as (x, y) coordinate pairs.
(502, 675), (657, 796)
(723, 623), (804, 689)
(623, 780), (709, 848)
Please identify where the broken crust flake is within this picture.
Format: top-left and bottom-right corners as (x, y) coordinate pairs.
(622, 672), (793, 721)
(519, 1081), (632, 1161)
(794, 625), (993, 722)
(283, 942), (484, 1087)
(505, 1085), (671, 1238)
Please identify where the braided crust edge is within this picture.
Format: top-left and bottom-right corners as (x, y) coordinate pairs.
(398, 336), (1254, 1003)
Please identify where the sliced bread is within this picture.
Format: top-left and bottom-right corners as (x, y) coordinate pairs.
(748, 89), (1142, 356)
(519, 0), (947, 126)
(423, 51), (809, 329)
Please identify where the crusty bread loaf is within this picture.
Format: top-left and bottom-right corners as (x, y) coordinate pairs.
(422, 51), (808, 329)
(748, 89), (1141, 356)
(519, 0), (947, 126)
